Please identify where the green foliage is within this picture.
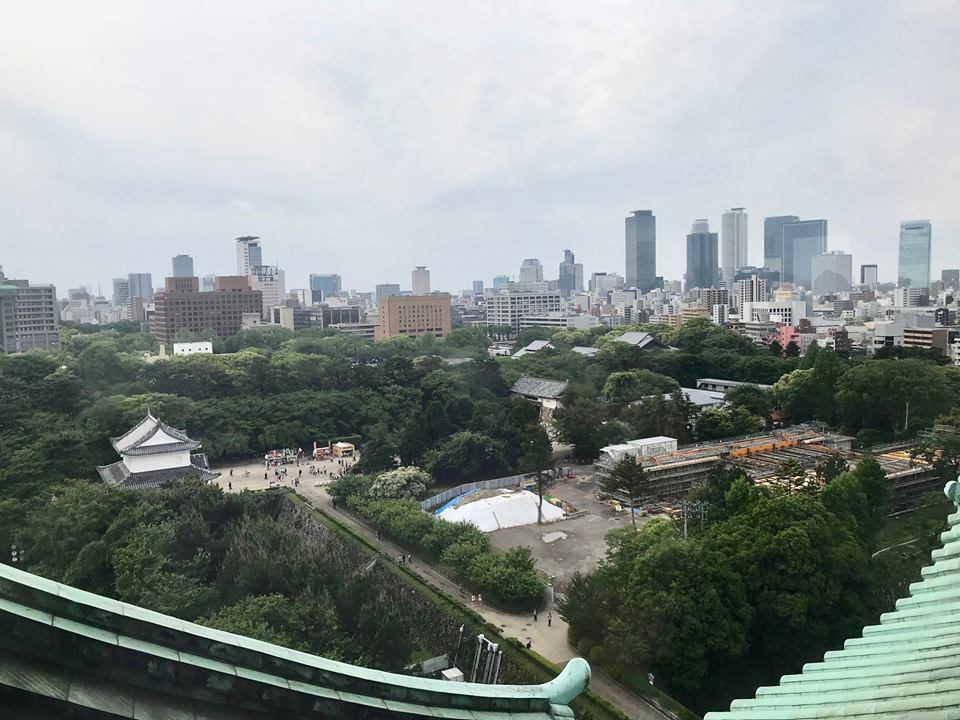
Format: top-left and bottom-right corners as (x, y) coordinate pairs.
(601, 369), (680, 404)
(599, 457), (651, 530)
(341, 491), (544, 610)
(560, 483), (892, 713)
(368, 466), (431, 499)
(423, 431), (509, 483)
(694, 406), (763, 441)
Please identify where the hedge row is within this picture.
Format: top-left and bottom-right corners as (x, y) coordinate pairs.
(342, 493), (544, 611)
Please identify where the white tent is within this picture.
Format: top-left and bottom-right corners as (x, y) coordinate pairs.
(438, 489), (564, 532)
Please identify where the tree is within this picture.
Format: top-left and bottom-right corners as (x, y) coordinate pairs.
(601, 369), (680, 404)
(725, 384), (776, 425)
(520, 427), (554, 524)
(768, 340), (783, 357)
(357, 423), (399, 473)
(423, 431), (509, 483)
(695, 406), (763, 441)
(784, 340), (801, 357)
(815, 452), (850, 484)
(367, 466), (430, 500)
(600, 457), (651, 531)
(552, 396), (624, 462)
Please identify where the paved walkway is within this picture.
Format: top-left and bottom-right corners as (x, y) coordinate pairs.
(216, 461), (670, 719)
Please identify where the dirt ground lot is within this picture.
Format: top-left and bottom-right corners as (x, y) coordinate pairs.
(487, 470), (656, 591)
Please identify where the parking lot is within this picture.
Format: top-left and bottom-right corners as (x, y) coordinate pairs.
(486, 471), (657, 590)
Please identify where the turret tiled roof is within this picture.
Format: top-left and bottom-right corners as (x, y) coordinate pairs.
(110, 413), (200, 455)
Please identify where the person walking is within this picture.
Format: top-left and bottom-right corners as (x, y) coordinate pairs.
(533, 609), (538, 622)
(547, 612), (552, 627)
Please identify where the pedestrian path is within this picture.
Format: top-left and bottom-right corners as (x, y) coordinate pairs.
(293, 483), (671, 720)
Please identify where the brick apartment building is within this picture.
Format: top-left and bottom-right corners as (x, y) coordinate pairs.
(152, 276), (262, 345)
(376, 294), (452, 340)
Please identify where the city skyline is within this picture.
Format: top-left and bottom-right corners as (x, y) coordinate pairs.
(2, 3), (958, 294)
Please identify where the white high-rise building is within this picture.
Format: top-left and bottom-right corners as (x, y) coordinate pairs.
(412, 266), (431, 294)
(519, 258), (544, 283)
(484, 289), (563, 330)
(735, 275), (768, 310)
(721, 208), (748, 287)
(250, 265), (285, 320)
(236, 236), (263, 276)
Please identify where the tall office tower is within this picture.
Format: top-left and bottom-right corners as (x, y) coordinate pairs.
(781, 219), (828, 287)
(375, 283), (401, 302)
(860, 264), (879, 288)
(472, 280), (484, 297)
(721, 208), (748, 287)
(411, 266), (431, 294)
(625, 210), (656, 293)
(250, 265), (286, 319)
(112, 278), (130, 306)
(735, 275), (768, 310)
(309, 274), (342, 302)
(0, 266), (61, 353)
(558, 250), (583, 297)
(942, 269), (960, 290)
(763, 215), (800, 277)
(589, 272), (625, 296)
(811, 252), (853, 295)
(172, 254), (194, 278)
(685, 219), (719, 291)
(236, 236), (262, 276)
(127, 273), (154, 301)
(200, 275), (216, 292)
(519, 258), (544, 283)
(492, 275), (510, 290)
(898, 220), (932, 288)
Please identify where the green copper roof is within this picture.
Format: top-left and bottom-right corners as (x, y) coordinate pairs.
(705, 480), (960, 719)
(0, 562), (590, 718)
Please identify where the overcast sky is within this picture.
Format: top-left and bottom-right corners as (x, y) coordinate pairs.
(2, 1), (958, 296)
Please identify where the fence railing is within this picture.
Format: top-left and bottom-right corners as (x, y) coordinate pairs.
(420, 474), (526, 512)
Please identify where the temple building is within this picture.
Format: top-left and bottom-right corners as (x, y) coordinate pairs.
(706, 479), (960, 718)
(96, 413), (218, 489)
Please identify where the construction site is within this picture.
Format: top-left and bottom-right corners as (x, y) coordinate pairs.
(593, 424), (940, 512)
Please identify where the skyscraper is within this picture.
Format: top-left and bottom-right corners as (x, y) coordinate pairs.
(685, 219), (719, 291)
(250, 265), (286, 319)
(236, 236), (262, 276)
(172, 254), (194, 278)
(942, 269), (960, 289)
(492, 275), (510, 290)
(811, 252), (853, 295)
(412, 266), (431, 294)
(898, 220), (932, 288)
(625, 210), (656, 293)
(112, 278), (130, 306)
(519, 259), (544, 283)
(127, 273), (154, 301)
(763, 215), (800, 277)
(860, 264), (878, 288)
(309, 274), (342, 302)
(558, 250), (583, 298)
(472, 280), (484, 296)
(721, 208), (748, 287)
(375, 283), (401, 302)
(781, 219), (828, 287)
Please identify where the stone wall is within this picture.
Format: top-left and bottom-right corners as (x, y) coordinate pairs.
(278, 497), (542, 681)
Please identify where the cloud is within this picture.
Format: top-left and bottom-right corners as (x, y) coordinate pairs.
(0, 0), (957, 293)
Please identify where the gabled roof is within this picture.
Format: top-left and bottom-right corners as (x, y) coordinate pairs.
(512, 340), (555, 358)
(611, 331), (668, 349)
(705, 480), (960, 719)
(511, 375), (569, 400)
(110, 413), (200, 455)
(571, 346), (600, 356)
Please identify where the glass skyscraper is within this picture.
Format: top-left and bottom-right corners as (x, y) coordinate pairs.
(763, 215), (799, 277)
(172, 254), (194, 278)
(309, 274), (342, 302)
(781, 219), (828, 288)
(898, 220), (932, 288)
(625, 210), (656, 293)
(685, 219), (719, 291)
